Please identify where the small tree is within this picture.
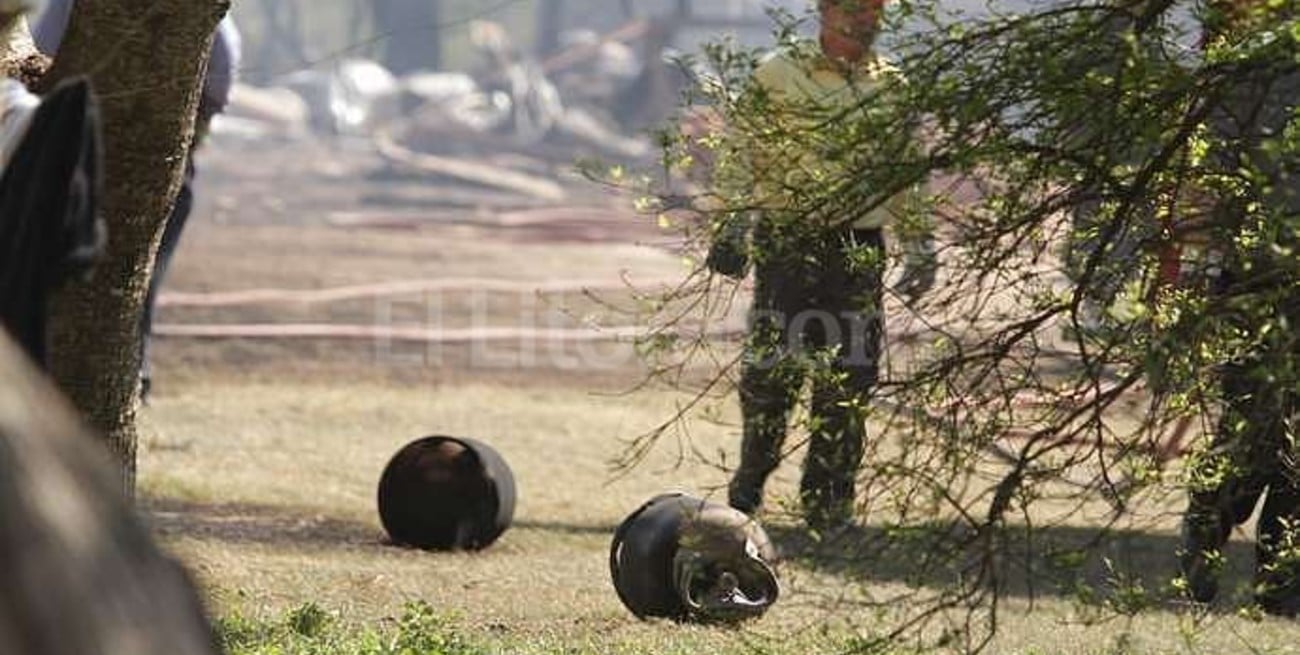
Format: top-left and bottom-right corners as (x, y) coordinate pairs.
(621, 0), (1296, 648)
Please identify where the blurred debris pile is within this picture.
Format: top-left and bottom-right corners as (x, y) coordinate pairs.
(218, 18), (695, 201)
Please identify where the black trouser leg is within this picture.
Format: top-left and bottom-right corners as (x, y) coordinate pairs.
(803, 348), (878, 525)
(728, 220), (817, 514)
(1256, 479), (1300, 616)
(803, 370), (870, 527)
(1181, 366), (1263, 602)
(139, 157), (195, 398)
(1182, 476), (1266, 603)
(800, 229), (883, 527)
(1182, 361), (1289, 604)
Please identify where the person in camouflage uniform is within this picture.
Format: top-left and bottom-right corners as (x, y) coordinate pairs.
(710, 0), (934, 529)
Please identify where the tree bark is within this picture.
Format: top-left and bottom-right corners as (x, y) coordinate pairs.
(39, 0), (228, 494)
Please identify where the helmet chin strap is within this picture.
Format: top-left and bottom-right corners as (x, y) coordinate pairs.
(673, 539), (779, 621)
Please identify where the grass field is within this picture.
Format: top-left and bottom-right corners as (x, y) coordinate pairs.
(133, 134), (1300, 655)
(137, 372), (1300, 655)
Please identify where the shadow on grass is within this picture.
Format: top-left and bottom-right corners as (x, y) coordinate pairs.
(142, 496), (620, 549)
(512, 519), (618, 536)
(141, 494), (1268, 611)
(767, 520), (1260, 607)
(143, 495), (383, 549)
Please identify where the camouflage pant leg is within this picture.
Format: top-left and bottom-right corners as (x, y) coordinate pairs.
(729, 237), (813, 512)
(800, 229), (885, 525)
(730, 308), (804, 512)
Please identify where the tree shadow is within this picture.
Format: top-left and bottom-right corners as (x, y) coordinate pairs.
(767, 520), (1261, 608)
(142, 495), (384, 549)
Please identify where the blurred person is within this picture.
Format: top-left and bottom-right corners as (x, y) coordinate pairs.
(710, 0), (935, 529)
(0, 0), (103, 368)
(31, 1), (240, 400)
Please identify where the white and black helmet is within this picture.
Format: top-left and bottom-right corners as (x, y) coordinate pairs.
(610, 493), (780, 623)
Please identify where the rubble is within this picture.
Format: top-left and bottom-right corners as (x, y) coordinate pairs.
(223, 83), (309, 138)
(217, 16), (682, 197)
(374, 125), (566, 201)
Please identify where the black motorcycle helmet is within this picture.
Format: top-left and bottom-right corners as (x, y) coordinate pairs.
(610, 493), (780, 623)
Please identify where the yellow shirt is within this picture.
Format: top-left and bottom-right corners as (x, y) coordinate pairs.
(728, 44), (920, 231)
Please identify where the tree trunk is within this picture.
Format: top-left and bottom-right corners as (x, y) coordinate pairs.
(535, 0), (564, 58)
(255, 0), (307, 84)
(373, 0), (441, 74)
(39, 0), (228, 495)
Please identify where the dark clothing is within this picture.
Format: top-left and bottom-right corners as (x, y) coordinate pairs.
(1184, 352), (1300, 614)
(1183, 257), (1299, 613)
(138, 155), (196, 391)
(1181, 22), (1298, 615)
(0, 78), (103, 366)
(729, 221), (885, 524)
(1059, 11), (1162, 308)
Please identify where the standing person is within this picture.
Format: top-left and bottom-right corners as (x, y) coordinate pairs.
(709, 0), (934, 529)
(0, 0), (103, 369)
(31, 1), (240, 400)
(1178, 0), (1298, 617)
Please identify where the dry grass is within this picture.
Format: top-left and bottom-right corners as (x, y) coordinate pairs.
(138, 376), (1300, 655)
